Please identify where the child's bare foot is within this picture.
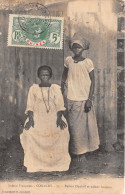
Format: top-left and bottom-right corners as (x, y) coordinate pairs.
(77, 155), (87, 163)
(69, 154), (87, 171)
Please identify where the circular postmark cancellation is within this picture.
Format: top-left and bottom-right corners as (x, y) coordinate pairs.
(8, 3), (64, 49)
(16, 3), (51, 35)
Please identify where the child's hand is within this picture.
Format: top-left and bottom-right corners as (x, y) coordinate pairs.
(56, 117), (67, 130)
(84, 99), (92, 113)
(24, 119), (34, 130)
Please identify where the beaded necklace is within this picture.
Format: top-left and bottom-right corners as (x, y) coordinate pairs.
(41, 87), (50, 113)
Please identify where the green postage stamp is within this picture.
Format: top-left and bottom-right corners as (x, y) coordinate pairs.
(8, 14), (63, 49)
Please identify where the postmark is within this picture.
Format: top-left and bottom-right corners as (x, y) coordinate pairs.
(17, 3), (51, 34)
(8, 14), (64, 49)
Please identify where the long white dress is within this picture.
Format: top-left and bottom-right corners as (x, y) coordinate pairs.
(20, 84), (71, 172)
(64, 56), (100, 155)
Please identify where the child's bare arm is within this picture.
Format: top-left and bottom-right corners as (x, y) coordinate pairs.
(61, 67), (68, 93)
(84, 70), (95, 112)
(88, 70), (95, 100)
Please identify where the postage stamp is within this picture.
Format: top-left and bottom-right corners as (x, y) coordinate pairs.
(8, 14), (64, 49)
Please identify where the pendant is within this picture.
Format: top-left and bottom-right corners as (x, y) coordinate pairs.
(47, 110), (49, 113)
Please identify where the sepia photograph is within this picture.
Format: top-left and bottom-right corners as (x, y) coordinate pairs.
(0, 0), (124, 193)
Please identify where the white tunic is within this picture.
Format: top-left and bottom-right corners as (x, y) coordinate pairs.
(20, 84), (71, 172)
(64, 56), (94, 101)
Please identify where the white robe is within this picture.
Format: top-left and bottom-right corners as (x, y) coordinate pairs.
(20, 84), (71, 172)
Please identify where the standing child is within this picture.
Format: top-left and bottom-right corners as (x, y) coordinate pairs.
(61, 35), (100, 163)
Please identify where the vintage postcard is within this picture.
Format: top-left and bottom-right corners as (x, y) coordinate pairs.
(0, 0), (124, 194)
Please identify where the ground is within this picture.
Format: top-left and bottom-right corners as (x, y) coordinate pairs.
(0, 135), (124, 181)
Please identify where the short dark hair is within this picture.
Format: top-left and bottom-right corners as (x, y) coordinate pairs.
(37, 66), (52, 78)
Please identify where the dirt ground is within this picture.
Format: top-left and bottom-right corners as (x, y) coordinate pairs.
(0, 135), (124, 181)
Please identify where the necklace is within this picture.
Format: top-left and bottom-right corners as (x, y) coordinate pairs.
(73, 57), (85, 63)
(41, 87), (50, 113)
